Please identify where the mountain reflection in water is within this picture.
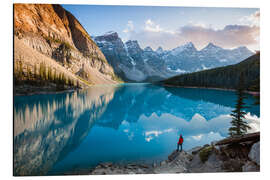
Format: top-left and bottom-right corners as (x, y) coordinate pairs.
(13, 83), (260, 175)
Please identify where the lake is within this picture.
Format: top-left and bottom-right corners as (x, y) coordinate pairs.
(13, 83), (260, 175)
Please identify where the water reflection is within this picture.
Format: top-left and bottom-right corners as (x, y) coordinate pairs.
(14, 86), (117, 175)
(14, 83), (260, 175)
(164, 86), (260, 117)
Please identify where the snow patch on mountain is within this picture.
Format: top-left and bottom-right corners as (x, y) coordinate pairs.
(124, 43), (136, 65)
(156, 47), (164, 54)
(104, 31), (117, 36)
(171, 42), (197, 56)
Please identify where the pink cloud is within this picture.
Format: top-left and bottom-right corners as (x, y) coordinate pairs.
(127, 20), (259, 51)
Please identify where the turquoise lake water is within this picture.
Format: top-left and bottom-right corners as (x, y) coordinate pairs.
(13, 83), (260, 175)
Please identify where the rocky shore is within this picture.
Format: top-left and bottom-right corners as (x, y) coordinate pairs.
(89, 132), (260, 175)
(14, 83), (81, 96)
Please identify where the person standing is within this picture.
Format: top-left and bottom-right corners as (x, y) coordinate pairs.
(177, 134), (184, 152)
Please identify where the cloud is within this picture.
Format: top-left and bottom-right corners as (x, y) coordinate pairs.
(144, 19), (163, 32)
(245, 112), (260, 133)
(145, 128), (173, 137)
(177, 24), (259, 49)
(125, 19), (259, 51)
(123, 20), (134, 33)
(144, 128), (173, 142)
(191, 132), (224, 142)
(239, 10), (260, 26)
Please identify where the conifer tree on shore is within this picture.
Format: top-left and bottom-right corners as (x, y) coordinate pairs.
(229, 73), (251, 136)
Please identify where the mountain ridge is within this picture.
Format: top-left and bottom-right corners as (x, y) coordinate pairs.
(94, 31), (254, 82)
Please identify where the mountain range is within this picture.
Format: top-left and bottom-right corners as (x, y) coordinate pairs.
(13, 4), (255, 91)
(94, 31), (254, 82)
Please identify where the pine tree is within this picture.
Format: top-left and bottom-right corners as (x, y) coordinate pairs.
(39, 63), (44, 80)
(18, 61), (23, 80)
(26, 65), (32, 82)
(44, 65), (48, 81)
(229, 73), (251, 136)
(76, 80), (80, 88)
(53, 69), (57, 84)
(47, 66), (52, 82)
(33, 64), (37, 79)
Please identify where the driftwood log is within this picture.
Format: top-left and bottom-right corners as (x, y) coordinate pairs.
(215, 132), (260, 146)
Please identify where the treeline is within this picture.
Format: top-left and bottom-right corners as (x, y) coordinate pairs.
(162, 53), (260, 92)
(14, 61), (80, 90)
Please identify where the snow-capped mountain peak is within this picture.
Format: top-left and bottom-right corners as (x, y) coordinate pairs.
(185, 42), (196, 48)
(144, 46), (154, 52)
(93, 31), (254, 82)
(125, 40), (142, 50)
(170, 42), (196, 56)
(201, 42), (222, 52)
(156, 46), (164, 54)
(104, 31), (118, 36)
(94, 31), (119, 42)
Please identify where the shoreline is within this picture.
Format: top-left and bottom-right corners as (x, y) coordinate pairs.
(63, 132), (260, 175)
(162, 84), (260, 95)
(13, 82), (124, 96)
(14, 87), (80, 96)
(14, 82), (260, 96)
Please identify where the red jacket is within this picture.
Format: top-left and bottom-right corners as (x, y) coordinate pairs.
(178, 136), (183, 144)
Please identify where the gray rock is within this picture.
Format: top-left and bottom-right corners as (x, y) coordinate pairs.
(91, 139), (261, 175)
(242, 161), (260, 172)
(168, 150), (180, 161)
(249, 141), (260, 165)
(187, 146), (203, 155)
(188, 151), (223, 173)
(211, 141), (218, 146)
(160, 160), (167, 166)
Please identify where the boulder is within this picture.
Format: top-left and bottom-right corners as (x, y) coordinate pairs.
(187, 146), (203, 155)
(168, 150), (180, 161)
(242, 161), (260, 172)
(248, 141), (260, 165)
(188, 150), (223, 173)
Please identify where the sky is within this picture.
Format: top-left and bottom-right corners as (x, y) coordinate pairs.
(62, 5), (260, 51)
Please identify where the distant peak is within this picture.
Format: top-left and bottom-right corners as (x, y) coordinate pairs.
(157, 46), (163, 50)
(94, 31), (119, 41)
(205, 42), (220, 48)
(126, 40), (138, 44)
(170, 42), (197, 55)
(185, 42), (194, 46)
(236, 46), (248, 50)
(104, 31), (118, 36)
(202, 42), (222, 51)
(184, 42), (196, 49)
(144, 46), (153, 52)
(125, 40), (140, 46)
(125, 40), (141, 50)
(233, 46), (253, 54)
(156, 46), (164, 53)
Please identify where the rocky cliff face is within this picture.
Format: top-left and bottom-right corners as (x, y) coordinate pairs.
(94, 32), (174, 82)
(94, 32), (143, 81)
(14, 4), (119, 88)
